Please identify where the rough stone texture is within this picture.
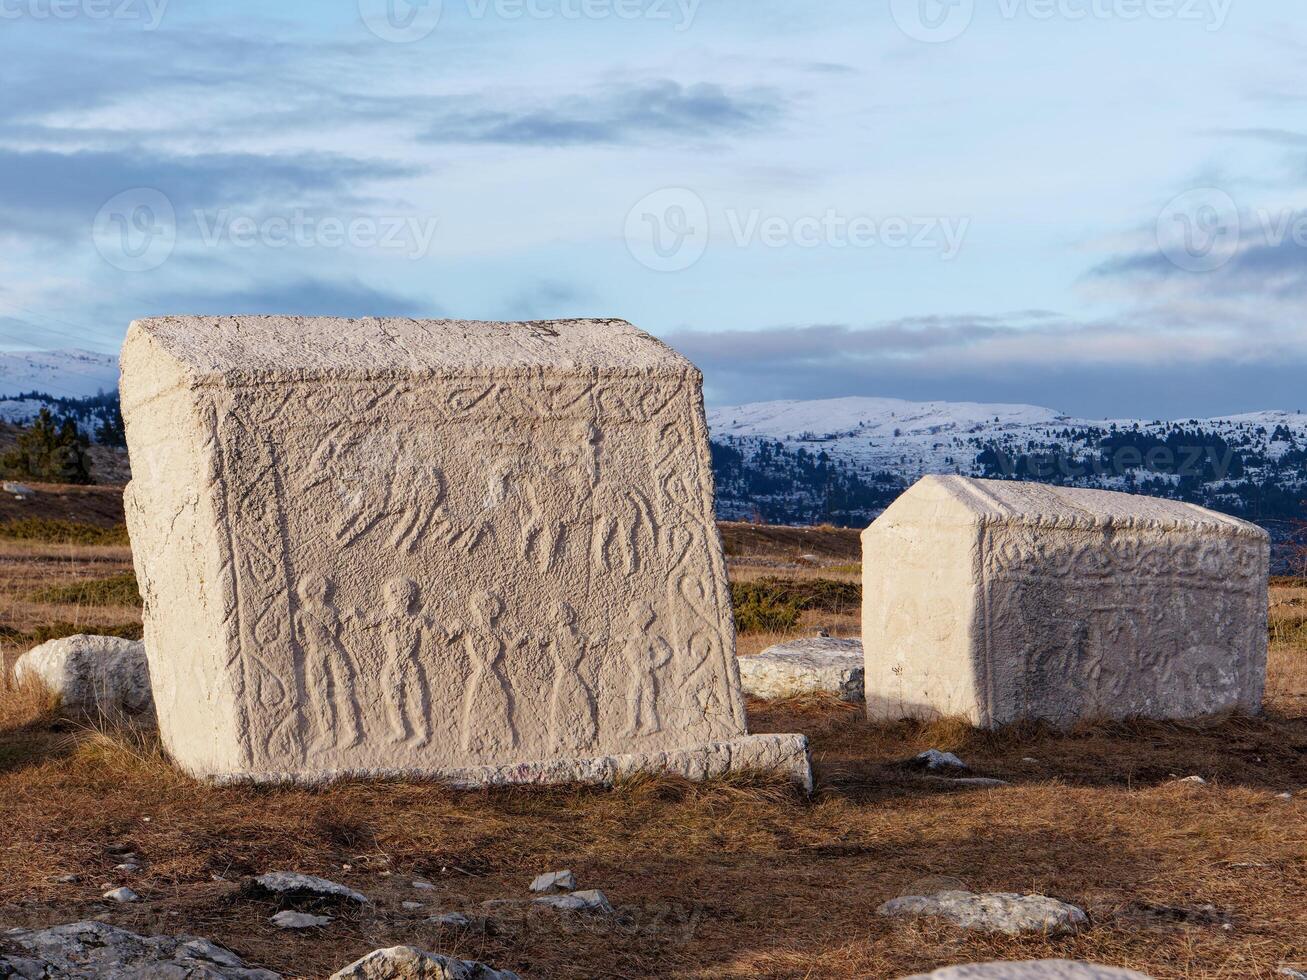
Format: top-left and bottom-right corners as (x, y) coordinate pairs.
(102, 886), (140, 903)
(329, 945), (520, 980)
(13, 635), (152, 718)
(878, 890), (1089, 936)
(862, 476), (1269, 727)
(533, 889), (612, 913)
(738, 637), (864, 701)
(0, 921), (279, 978)
(899, 962), (1154, 980)
(270, 911), (331, 929)
(253, 872), (368, 904)
(529, 870), (576, 892)
(121, 317), (808, 789)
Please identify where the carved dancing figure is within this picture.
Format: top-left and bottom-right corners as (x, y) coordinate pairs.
(459, 591), (517, 756)
(377, 577), (436, 747)
(521, 432), (598, 573)
(293, 573), (364, 755)
(545, 602), (598, 753)
(622, 602), (674, 738)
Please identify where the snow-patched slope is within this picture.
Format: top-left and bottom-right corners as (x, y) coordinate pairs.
(708, 396), (1307, 478)
(0, 349), (118, 399)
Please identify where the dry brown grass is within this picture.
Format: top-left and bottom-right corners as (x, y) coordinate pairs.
(0, 526), (1305, 979)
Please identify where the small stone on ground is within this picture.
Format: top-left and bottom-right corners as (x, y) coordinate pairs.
(879, 890), (1088, 936)
(897, 961), (1154, 979)
(529, 870), (576, 892)
(254, 872), (369, 904)
(271, 911), (331, 929)
(533, 889), (613, 913)
(102, 887), (140, 903)
(0, 921), (279, 979)
(912, 749), (968, 771)
(738, 637), (865, 702)
(329, 945), (520, 979)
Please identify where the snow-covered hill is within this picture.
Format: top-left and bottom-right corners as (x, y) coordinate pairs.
(708, 396), (1307, 533)
(0, 349), (118, 399)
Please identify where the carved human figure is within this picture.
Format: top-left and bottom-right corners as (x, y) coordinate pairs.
(521, 433), (597, 573)
(623, 602), (674, 738)
(293, 573), (363, 755)
(458, 591), (517, 756)
(377, 577), (435, 747)
(545, 602), (598, 753)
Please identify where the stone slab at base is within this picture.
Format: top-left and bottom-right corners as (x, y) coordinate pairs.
(739, 637), (864, 702)
(206, 733), (813, 794)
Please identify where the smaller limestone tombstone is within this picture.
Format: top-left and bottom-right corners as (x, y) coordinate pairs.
(862, 476), (1268, 728)
(738, 637), (864, 701)
(14, 635), (152, 718)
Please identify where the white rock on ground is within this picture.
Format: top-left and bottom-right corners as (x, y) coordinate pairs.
(329, 945), (520, 979)
(411, 880), (435, 891)
(913, 750), (967, 770)
(429, 913), (473, 928)
(878, 890), (1088, 936)
(529, 870), (576, 892)
(737, 637), (865, 702)
(533, 889), (613, 913)
(102, 887), (140, 903)
(254, 872), (369, 904)
(0, 920), (280, 979)
(13, 634), (152, 718)
(270, 911), (331, 929)
(898, 961), (1154, 979)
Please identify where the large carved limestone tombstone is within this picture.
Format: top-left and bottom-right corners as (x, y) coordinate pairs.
(120, 316), (810, 788)
(862, 475), (1269, 728)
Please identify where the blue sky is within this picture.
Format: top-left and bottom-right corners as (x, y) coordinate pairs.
(0, 0), (1304, 417)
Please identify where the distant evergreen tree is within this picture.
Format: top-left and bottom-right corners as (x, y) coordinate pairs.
(95, 400), (127, 447)
(0, 408), (95, 485)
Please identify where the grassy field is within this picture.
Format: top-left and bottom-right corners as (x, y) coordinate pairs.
(0, 518), (1304, 978)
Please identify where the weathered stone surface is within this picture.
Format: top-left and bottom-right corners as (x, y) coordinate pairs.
(862, 476), (1269, 728)
(533, 888), (612, 913)
(738, 637), (864, 701)
(102, 886), (140, 903)
(0, 921), (279, 978)
(253, 872), (368, 904)
(899, 962), (1154, 980)
(270, 910), (331, 929)
(13, 635), (152, 718)
(329, 945), (520, 980)
(529, 869), (576, 892)
(878, 890), (1088, 935)
(121, 317), (808, 788)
